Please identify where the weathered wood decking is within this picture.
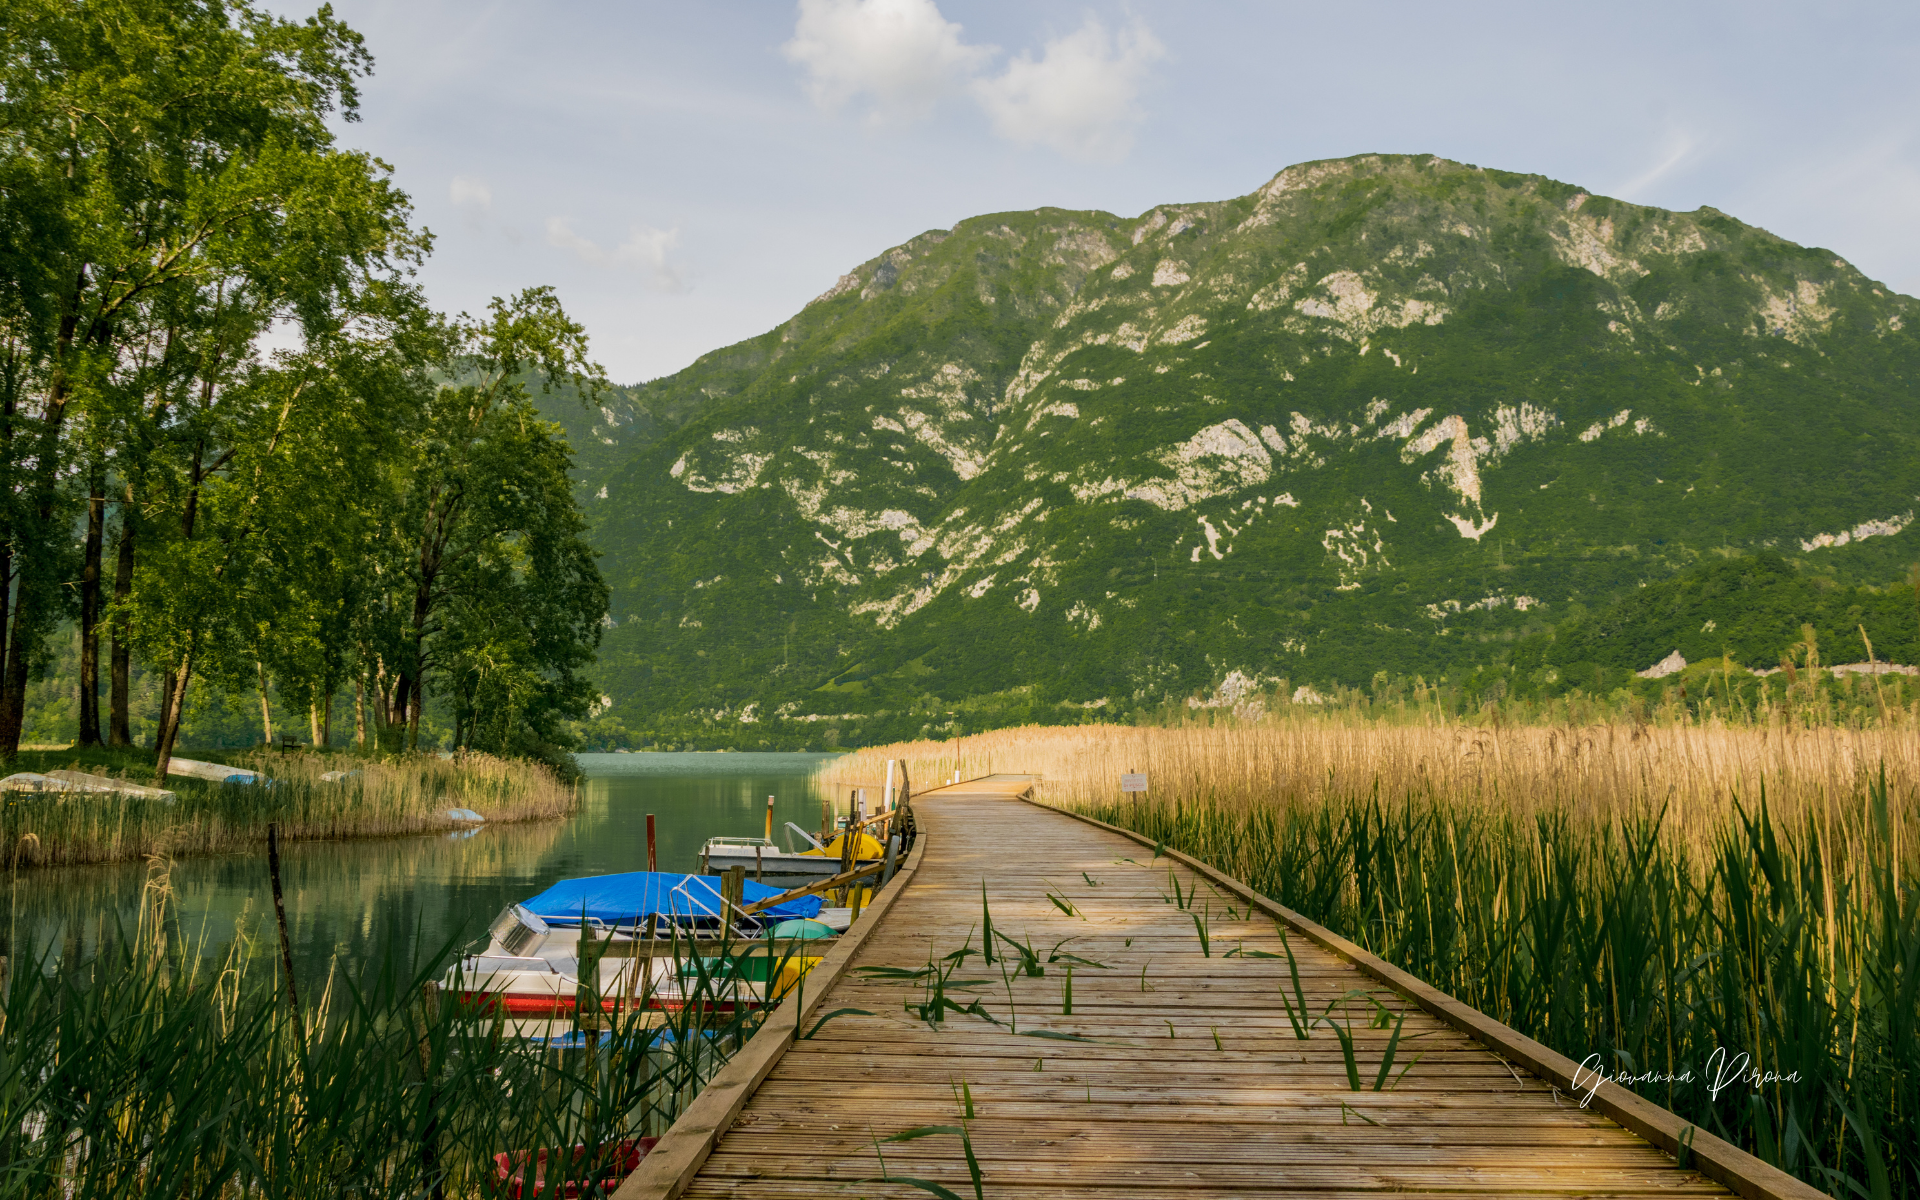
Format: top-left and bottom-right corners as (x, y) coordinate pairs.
(623, 777), (1825, 1200)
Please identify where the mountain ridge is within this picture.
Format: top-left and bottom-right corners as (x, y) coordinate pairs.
(566, 153), (1920, 748)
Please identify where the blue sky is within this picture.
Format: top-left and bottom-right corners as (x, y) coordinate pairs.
(293, 0), (1920, 384)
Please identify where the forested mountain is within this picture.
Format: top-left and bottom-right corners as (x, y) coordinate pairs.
(574, 154), (1920, 749)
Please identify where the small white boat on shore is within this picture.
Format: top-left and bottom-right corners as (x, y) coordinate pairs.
(166, 758), (267, 785)
(0, 770), (175, 803)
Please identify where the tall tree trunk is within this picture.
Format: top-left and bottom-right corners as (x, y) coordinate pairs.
(77, 468), (104, 746)
(1, 290), (92, 759)
(308, 700), (322, 748)
(388, 670), (411, 730)
(153, 650), (194, 785)
(108, 506), (135, 746)
(153, 667), (177, 752)
(256, 662), (274, 745)
(408, 675), (424, 751)
(0, 588), (37, 757)
(354, 673), (366, 749)
(0, 548), (12, 751)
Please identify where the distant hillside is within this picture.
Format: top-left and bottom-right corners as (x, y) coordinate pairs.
(1514, 554), (1920, 695)
(573, 154), (1920, 748)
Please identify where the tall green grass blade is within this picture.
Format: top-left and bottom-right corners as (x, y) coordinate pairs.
(1372, 1012), (1406, 1090)
(803, 1008), (875, 1040)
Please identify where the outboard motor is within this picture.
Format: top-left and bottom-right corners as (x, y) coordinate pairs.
(488, 903), (551, 957)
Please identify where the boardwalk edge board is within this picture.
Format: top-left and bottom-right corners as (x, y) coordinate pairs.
(614, 811), (935, 1200)
(1037, 799), (1831, 1200)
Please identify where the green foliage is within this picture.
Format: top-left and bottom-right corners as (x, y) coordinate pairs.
(361, 291), (610, 760)
(1544, 552), (1919, 673)
(0, 0), (608, 779)
(0, 868), (789, 1197)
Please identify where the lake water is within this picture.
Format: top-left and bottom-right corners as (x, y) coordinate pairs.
(3, 753), (847, 985)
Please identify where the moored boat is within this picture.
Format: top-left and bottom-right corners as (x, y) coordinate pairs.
(699, 826), (889, 889)
(445, 872), (825, 1017)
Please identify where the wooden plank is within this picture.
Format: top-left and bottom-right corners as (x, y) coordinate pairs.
(721, 1114), (1637, 1142)
(683, 1183), (1728, 1200)
(685, 1187), (1725, 1200)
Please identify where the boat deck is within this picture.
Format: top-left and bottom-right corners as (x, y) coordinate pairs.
(622, 776), (1820, 1200)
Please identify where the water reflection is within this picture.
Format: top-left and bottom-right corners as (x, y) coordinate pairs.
(3, 752), (840, 985)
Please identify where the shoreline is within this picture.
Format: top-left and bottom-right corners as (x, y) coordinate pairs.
(1, 747), (576, 871)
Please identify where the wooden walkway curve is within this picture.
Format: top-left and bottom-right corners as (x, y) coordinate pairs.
(623, 777), (1826, 1200)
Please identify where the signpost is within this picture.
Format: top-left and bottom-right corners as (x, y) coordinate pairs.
(1120, 772), (1148, 795)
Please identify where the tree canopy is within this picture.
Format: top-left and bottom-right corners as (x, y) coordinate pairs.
(0, 0), (609, 773)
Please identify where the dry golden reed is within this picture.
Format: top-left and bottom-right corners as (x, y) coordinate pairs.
(822, 712), (1920, 844)
(1, 750), (575, 870)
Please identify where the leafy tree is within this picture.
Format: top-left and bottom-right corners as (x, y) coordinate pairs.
(0, 0), (426, 765)
(362, 288), (609, 755)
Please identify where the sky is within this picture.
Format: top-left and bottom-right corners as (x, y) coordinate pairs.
(281, 0), (1920, 385)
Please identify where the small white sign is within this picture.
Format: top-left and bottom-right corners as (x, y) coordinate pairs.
(1120, 773), (1148, 794)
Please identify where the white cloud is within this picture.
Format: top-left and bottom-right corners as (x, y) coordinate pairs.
(1613, 130), (1699, 200)
(970, 16), (1163, 164)
(546, 216), (600, 262)
(449, 175), (493, 211)
(613, 226), (685, 290)
(546, 218), (687, 291)
(780, 2), (1163, 160)
(783, 0), (993, 126)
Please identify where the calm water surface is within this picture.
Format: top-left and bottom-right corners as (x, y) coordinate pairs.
(5, 753), (844, 984)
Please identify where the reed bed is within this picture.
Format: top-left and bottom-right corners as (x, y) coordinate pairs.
(824, 717), (1919, 1197)
(822, 716), (1920, 845)
(1, 752), (576, 870)
(0, 860), (783, 1198)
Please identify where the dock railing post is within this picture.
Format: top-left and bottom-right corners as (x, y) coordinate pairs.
(721, 865), (746, 933)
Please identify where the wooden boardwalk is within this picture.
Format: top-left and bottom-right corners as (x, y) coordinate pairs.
(625, 777), (1822, 1200)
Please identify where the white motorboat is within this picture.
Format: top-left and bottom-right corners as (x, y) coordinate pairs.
(445, 874), (827, 1016)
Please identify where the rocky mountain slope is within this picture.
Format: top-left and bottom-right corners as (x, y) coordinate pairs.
(577, 154), (1920, 747)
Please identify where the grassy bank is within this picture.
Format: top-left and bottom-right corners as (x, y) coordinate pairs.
(0, 862), (776, 1199)
(828, 718), (1919, 1197)
(1, 748), (575, 870)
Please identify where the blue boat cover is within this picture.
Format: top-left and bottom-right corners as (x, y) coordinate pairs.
(521, 871), (822, 927)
